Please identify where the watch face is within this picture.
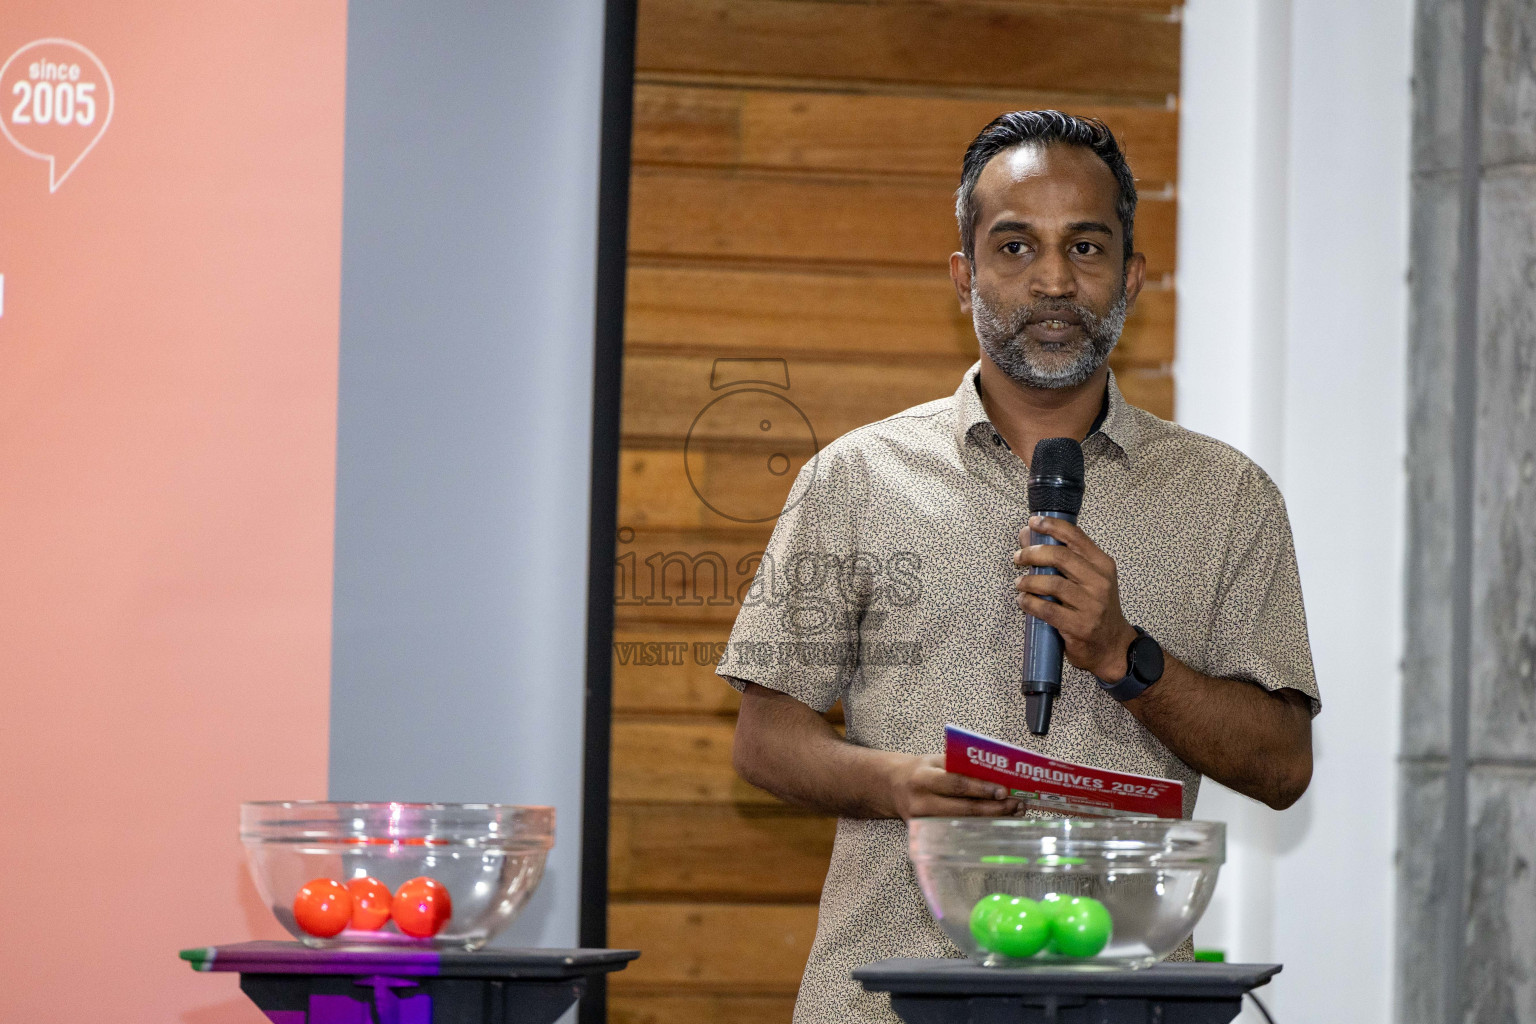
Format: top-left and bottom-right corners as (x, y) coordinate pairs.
(1130, 634), (1164, 683)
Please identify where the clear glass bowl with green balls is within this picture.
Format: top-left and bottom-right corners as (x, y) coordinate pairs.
(909, 817), (1224, 968)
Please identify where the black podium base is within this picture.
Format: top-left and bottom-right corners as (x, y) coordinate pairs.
(852, 959), (1281, 1024)
(182, 941), (640, 1024)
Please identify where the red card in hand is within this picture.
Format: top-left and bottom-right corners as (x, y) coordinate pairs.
(944, 725), (1184, 819)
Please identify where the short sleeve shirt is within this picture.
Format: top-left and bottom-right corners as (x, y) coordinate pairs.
(717, 363), (1319, 1024)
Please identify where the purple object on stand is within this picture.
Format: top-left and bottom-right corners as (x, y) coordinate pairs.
(180, 941), (639, 1024)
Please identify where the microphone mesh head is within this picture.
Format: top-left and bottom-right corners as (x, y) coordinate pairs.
(1028, 438), (1085, 514)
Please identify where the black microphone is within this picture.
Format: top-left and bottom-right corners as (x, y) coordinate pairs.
(1021, 437), (1086, 735)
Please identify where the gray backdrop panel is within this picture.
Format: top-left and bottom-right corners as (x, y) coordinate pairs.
(328, 0), (605, 952)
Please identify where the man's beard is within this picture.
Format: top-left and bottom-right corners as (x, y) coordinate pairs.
(971, 283), (1128, 389)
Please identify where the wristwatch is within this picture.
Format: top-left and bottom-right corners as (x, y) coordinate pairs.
(1097, 626), (1164, 702)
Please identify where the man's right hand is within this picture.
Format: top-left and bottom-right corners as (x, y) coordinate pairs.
(732, 681), (1022, 821)
(887, 753), (1020, 821)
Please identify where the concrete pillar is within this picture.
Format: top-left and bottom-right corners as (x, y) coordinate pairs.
(1401, 0), (1536, 1018)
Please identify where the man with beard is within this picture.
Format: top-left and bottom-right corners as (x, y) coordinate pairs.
(719, 111), (1319, 1024)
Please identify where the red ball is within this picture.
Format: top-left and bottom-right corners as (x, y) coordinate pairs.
(391, 876), (452, 938)
(293, 878), (352, 938)
(345, 876), (393, 931)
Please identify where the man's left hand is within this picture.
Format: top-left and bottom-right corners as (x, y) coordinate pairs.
(1013, 516), (1138, 681)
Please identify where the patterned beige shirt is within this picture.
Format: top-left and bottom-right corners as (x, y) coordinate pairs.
(717, 361), (1319, 1024)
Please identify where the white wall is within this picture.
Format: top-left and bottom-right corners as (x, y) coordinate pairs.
(1180, 1), (1410, 1020)
(1179, 1), (1291, 987)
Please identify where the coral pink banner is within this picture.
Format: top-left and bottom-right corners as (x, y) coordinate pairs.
(0, 4), (347, 1023)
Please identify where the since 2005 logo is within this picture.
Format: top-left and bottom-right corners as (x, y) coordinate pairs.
(1, 38), (114, 192)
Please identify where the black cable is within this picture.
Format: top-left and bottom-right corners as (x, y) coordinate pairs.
(1247, 991), (1279, 1024)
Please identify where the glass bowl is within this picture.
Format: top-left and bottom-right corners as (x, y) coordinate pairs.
(241, 801), (554, 950)
(909, 817), (1224, 968)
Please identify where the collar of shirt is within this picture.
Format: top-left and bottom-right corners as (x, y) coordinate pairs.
(949, 360), (1144, 467)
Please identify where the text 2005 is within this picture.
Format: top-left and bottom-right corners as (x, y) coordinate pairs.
(1109, 782), (1162, 798)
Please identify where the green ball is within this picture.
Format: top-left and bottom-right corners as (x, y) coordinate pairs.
(977, 897), (1050, 958)
(1037, 891), (1068, 920)
(968, 893), (1012, 944)
(1049, 896), (1112, 958)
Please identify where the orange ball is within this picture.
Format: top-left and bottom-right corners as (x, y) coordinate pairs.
(391, 876), (452, 938)
(293, 878), (352, 938)
(345, 876), (392, 931)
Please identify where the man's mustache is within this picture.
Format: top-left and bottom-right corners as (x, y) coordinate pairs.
(996, 300), (1102, 335)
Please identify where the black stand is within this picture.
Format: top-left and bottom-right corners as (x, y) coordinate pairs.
(181, 941), (640, 1024)
(852, 959), (1281, 1024)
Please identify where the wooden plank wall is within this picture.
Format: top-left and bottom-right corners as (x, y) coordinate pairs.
(611, 3), (1181, 1021)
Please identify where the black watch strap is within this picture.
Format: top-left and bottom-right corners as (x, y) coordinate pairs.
(1098, 626), (1164, 702)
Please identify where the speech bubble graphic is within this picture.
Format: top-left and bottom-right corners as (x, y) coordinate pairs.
(0, 38), (114, 192)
